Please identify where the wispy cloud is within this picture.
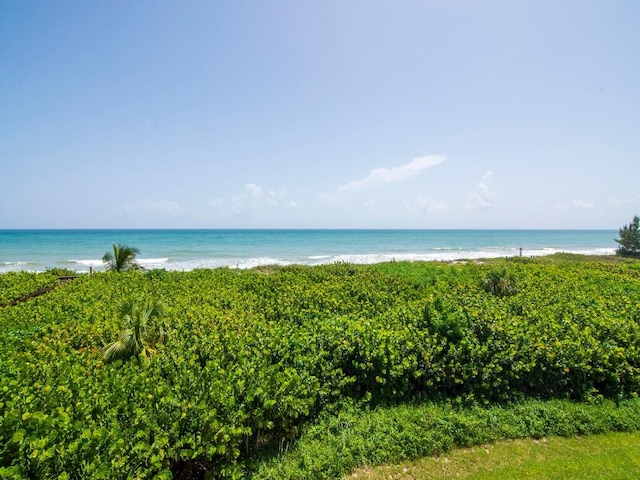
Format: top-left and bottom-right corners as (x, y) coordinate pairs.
(232, 184), (280, 214)
(209, 197), (224, 211)
(208, 184), (297, 218)
(572, 200), (595, 209)
(554, 199), (595, 210)
(233, 184), (267, 213)
(323, 155), (445, 199)
(419, 196), (449, 214)
(607, 194), (640, 207)
(123, 199), (180, 214)
(466, 171), (496, 209)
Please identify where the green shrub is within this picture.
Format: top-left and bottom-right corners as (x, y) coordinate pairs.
(0, 271), (58, 305)
(482, 267), (518, 296)
(45, 267), (78, 277)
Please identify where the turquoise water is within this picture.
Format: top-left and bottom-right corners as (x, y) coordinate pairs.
(0, 229), (618, 273)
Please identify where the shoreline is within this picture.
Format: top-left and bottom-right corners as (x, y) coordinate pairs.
(0, 229), (619, 273)
(1, 250), (622, 275)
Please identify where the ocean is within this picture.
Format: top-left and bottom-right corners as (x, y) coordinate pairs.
(0, 229), (618, 273)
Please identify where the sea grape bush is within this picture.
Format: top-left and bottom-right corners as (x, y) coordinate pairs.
(0, 271), (58, 306)
(0, 260), (639, 478)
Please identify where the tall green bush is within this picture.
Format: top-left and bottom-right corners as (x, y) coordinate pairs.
(615, 214), (640, 258)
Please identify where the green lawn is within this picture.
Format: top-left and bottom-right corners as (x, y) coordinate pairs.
(348, 431), (640, 480)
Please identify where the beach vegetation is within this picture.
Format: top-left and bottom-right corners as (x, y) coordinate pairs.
(44, 267), (78, 277)
(615, 214), (640, 258)
(1, 260), (639, 478)
(504, 255), (535, 264)
(253, 398), (640, 479)
(0, 271), (58, 306)
(482, 267), (518, 296)
(102, 299), (167, 364)
(102, 243), (142, 272)
(346, 430), (640, 480)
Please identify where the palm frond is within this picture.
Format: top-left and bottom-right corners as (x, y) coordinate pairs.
(143, 324), (167, 347)
(119, 328), (142, 355)
(102, 339), (130, 363)
(118, 299), (137, 319)
(146, 300), (164, 319)
(103, 298), (167, 365)
(102, 243), (141, 272)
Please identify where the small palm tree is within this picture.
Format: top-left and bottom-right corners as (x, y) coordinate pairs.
(102, 243), (141, 272)
(482, 268), (518, 297)
(102, 299), (167, 364)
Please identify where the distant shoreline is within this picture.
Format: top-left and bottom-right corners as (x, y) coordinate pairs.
(0, 229), (618, 273)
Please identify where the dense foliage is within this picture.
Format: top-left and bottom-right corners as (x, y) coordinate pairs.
(0, 271), (58, 306)
(0, 259), (639, 478)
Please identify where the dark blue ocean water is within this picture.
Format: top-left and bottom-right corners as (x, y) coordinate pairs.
(0, 229), (618, 273)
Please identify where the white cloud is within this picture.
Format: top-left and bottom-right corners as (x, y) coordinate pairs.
(211, 183), (294, 214)
(466, 171), (496, 209)
(207, 184), (298, 222)
(554, 199), (595, 210)
(607, 194), (640, 206)
(123, 199), (180, 214)
(571, 200), (595, 209)
(323, 155), (445, 198)
(363, 198), (377, 212)
(232, 183), (279, 214)
(209, 197), (224, 211)
(419, 196), (449, 214)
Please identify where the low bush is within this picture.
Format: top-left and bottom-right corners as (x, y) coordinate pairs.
(0, 271), (58, 306)
(0, 260), (639, 477)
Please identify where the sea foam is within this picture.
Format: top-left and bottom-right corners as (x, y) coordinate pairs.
(0, 230), (619, 273)
(70, 259), (103, 267)
(137, 258), (169, 268)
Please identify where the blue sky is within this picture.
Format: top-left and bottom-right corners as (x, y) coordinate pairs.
(1, 0), (638, 229)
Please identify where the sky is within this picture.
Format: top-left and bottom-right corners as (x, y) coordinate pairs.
(1, 0), (639, 229)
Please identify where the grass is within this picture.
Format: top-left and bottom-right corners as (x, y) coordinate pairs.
(347, 431), (640, 479)
(489, 252), (630, 265)
(533, 252), (631, 264)
(250, 399), (640, 479)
